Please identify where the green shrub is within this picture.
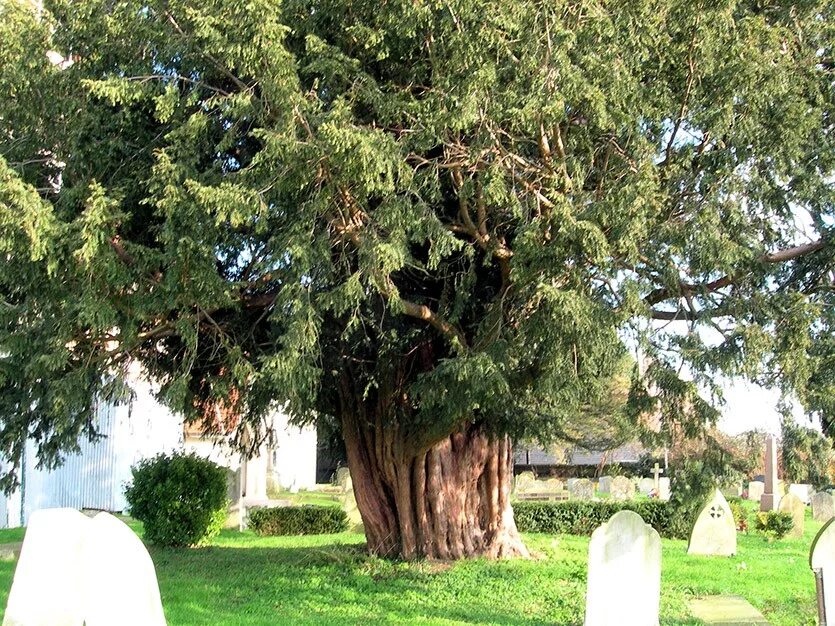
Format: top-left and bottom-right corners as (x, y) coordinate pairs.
(727, 498), (749, 532)
(513, 500), (683, 539)
(125, 452), (229, 547)
(248, 506), (349, 536)
(754, 511), (794, 542)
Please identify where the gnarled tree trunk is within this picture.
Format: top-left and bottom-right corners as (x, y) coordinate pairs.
(340, 411), (528, 560)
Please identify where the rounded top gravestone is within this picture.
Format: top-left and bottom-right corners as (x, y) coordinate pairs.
(687, 488), (736, 557)
(812, 492), (835, 523)
(778, 492), (805, 539)
(610, 476), (636, 502)
(584, 510), (661, 626)
(569, 478), (594, 501)
(810, 518), (835, 625)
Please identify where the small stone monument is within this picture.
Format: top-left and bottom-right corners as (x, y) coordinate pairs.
(610, 476), (636, 502)
(748, 481), (765, 502)
(3, 509), (166, 626)
(778, 492), (805, 539)
(687, 488), (736, 557)
(638, 478), (655, 495)
(584, 510), (661, 626)
(335, 467), (352, 493)
(657, 478), (671, 502)
(651, 463), (664, 491)
(760, 434), (781, 511)
(810, 518), (835, 625)
(544, 478), (564, 492)
(514, 471), (536, 493)
(788, 483), (813, 505)
(598, 476), (613, 493)
(812, 492), (835, 523)
(569, 478), (594, 501)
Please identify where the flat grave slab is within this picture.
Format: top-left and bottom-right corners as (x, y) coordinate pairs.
(687, 595), (770, 625)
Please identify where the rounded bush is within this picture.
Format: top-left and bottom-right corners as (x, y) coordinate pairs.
(125, 452), (229, 547)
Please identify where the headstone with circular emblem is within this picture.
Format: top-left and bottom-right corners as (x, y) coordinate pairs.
(687, 488), (737, 556)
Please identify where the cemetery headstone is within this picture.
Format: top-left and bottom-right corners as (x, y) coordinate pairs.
(638, 478), (655, 495)
(335, 467), (352, 493)
(788, 483), (813, 505)
(339, 486), (364, 533)
(83, 512), (167, 626)
(3, 509), (166, 626)
(651, 463), (664, 491)
(543, 478), (564, 492)
(566, 478), (579, 491)
(721, 483), (743, 499)
(687, 488), (736, 557)
(584, 510), (661, 626)
(610, 476), (636, 502)
(778, 492), (805, 539)
(747, 481), (765, 502)
(657, 478), (671, 502)
(569, 478), (594, 501)
(598, 476), (613, 493)
(760, 434), (780, 511)
(810, 518), (835, 625)
(812, 492), (835, 523)
(514, 471), (536, 493)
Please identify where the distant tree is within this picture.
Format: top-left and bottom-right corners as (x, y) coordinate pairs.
(781, 419), (832, 489)
(0, 0), (833, 559)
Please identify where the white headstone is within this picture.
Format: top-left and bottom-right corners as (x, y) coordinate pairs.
(569, 478), (594, 501)
(610, 476), (636, 502)
(748, 481), (765, 502)
(584, 510), (661, 626)
(810, 518), (835, 624)
(515, 471), (536, 493)
(598, 476), (613, 493)
(83, 513), (166, 626)
(788, 484), (813, 506)
(638, 478), (655, 495)
(2, 509), (166, 626)
(657, 478), (671, 502)
(687, 489), (736, 557)
(3, 508), (88, 626)
(812, 492), (835, 523)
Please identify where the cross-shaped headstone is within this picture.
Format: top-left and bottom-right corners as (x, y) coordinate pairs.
(652, 463), (664, 491)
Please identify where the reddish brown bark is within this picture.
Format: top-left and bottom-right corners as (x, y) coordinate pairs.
(340, 411), (529, 560)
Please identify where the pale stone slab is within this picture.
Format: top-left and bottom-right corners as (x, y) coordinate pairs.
(610, 476), (636, 502)
(687, 595), (770, 625)
(657, 478), (671, 502)
(778, 492), (805, 539)
(638, 477), (655, 495)
(810, 518), (835, 625)
(340, 486), (364, 533)
(597, 476), (613, 493)
(335, 467), (352, 493)
(569, 478), (594, 501)
(543, 478), (564, 492)
(812, 492), (835, 523)
(687, 489), (736, 557)
(514, 471), (536, 493)
(788, 483), (813, 505)
(83, 513), (166, 626)
(760, 435), (780, 511)
(3, 508), (88, 626)
(748, 481), (765, 502)
(584, 510), (660, 626)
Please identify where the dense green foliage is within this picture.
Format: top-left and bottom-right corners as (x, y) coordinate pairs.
(125, 452), (228, 547)
(781, 419), (833, 488)
(248, 505), (348, 536)
(0, 0), (833, 491)
(513, 499), (683, 538)
(754, 510), (795, 542)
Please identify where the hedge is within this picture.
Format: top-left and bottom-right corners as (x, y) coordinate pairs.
(513, 500), (684, 539)
(248, 506), (349, 536)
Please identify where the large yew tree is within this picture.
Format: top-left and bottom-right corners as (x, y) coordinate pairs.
(1, 0), (833, 559)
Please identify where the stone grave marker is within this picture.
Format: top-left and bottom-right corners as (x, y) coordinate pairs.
(761, 434), (780, 511)
(610, 476), (635, 502)
(788, 483), (813, 505)
(747, 481), (765, 502)
(598, 476), (613, 493)
(569, 478), (594, 501)
(335, 467), (352, 493)
(638, 477), (655, 495)
(566, 478), (579, 491)
(810, 518), (835, 625)
(687, 488), (736, 557)
(543, 478), (564, 492)
(3, 508), (166, 626)
(778, 492), (805, 539)
(812, 492), (835, 523)
(584, 510), (661, 626)
(657, 478), (671, 502)
(83, 512), (167, 626)
(514, 471), (536, 493)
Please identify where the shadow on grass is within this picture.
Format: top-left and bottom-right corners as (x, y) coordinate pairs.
(149, 543), (584, 626)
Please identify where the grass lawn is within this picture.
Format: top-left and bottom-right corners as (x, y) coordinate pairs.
(0, 503), (820, 625)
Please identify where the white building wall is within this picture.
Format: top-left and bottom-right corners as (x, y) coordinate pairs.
(269, 410), (317, 490)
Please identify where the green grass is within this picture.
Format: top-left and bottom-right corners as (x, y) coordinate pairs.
(271, 489), (343, 508)
(0, 502), (820, 625)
